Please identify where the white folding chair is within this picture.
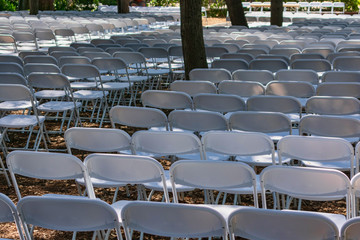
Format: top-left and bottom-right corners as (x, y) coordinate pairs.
(17, 196), (122, 240)
(121, 201), (227, 240)
(141, 90), (193, 110)
(275, 69), (319, 85)
(232, 69), (274, 85)
(170, 160), (258, 206)
(260, 165), (351, 220)
(316, 82), (360, 98)
(218, 80), (265, 100)
(0, 84), (48, 152)
(189, 68), (232, 84)
(6, 150), (95, 200)
(0, 193), (25, 240)
(169, 80), (217, 97)
(341, 217), (360, 240)
(228, 207), (340, 240)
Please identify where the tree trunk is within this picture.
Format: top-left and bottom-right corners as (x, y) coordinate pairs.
(29, 0), (39, 15)
(271, 0), (283, 26)
(117, 0), (129, 13)
(180, 0), (208, 80)
(225, 0), (248, 27)
(39, 0), (54, 10)
(18, 0), (29, 10)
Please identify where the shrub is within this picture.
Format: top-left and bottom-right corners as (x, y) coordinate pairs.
(0, 0), (17, 11)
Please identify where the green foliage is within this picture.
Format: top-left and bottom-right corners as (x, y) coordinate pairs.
(204, 0), (227, 17)
(148, 0), (178, 6)
(99, 0), (117, 5)
(339, 0), (359, 12)
(54, 0), (99, 10)
(0, 0), (17, 11)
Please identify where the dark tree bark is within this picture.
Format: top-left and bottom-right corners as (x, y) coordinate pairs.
(117, 0), (130, 13)
(39, 0), (54, 10)
(18, 0), (29, 10)
(271, 0), (283, 26)
(180, 0), (208, 80)
(225, 0), (248, 27)
(29, 0), (39, 15)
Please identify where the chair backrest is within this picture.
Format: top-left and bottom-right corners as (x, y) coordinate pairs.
(0, 193), (24, 240)
(141, 90), (193, 110)
(64, 127), (132, 154)
(211, 59), (248, 72)
(322, 70), (360, 83)
(58, 56), (91, 67)
(61, 63), (101, 79)
(193, 93), (246, 113)
(23, 55), (58, 65)
(121, 201), (227, 239)
(0, 62), (24, 76)
(229, 111), (292, 134)
(249, 59), (288, 73)
(291, 59), (332, 72)
(306, 96), (360, 115)
(218, 80), (265, 98)
(316, 82), (360, 98)
(131, 130), (203, 160)
(232, 69), (274, 85)
(341, 217), (360, 240)
(85, 153), (169, 202)
(260, 165), (351, 218)
(220, 53), (254, 63)
(275, 69), (319, 84)
(228, 207), (340, 240)
(6, 150), (95, 199)
(110, 106), (168, 130)
(247, 95), (302, 114)
(278, 135), (355, 174)
(28, 72), (71, 91)
(0, 55), (23, 66)
(333, 56), (360, 71)
(17, 196), (121, 238)
(24, 63), (61, 76)
(299, 115), (360, 140)
(202, 131), (275, 163)
(266, 81), (315, 98)
(189, 68), (232, 83)
(169, 80), (217, 97)
(168, 110), (228, 132)
(170, 160), (258, 206)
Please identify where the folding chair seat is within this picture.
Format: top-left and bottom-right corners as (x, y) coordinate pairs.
(61, 64), (109, 127)
(266, 81), (315, 107)
(189, 68), (232, 84)
(278, 135), (356, 179)
(17, 196), (122, 240)
(341, 217), (360, 239)
(218, 80), (265, 100)
(247, 95), (302, 123)
(316, 82), (360, 98)
(229, 111), (292, 142)
(110, 105), (168, 131)
(322, 70), (360, 83)
(306, 96), (360, 120)
(228, 207), (340, 240)
(275, 69), (319, 85)
(211, 59), (249, 72)
(232, 69), (274, 85)
(0, 84), (47, 151)
(0, 193), (25, 240)
(120, 201), (227, 240)
(28, 73), (81, 133)
(260, 165), (351, 221)
(170, 160), (258, 206)
(168, 110), (228, 134)
(249, 59), (289, 73)
(299, 115), (360, 143)
(141, 90), (193, 110)
(91, 57), (134, 106)
(7, 150), (95, 200)
(169, 80), (217, 97)
(193, 93), (246, 117)
(0, 62), (24, 76)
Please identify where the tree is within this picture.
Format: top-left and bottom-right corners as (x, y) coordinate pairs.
(270, 0), (283, 26)
(225, 0), (248, 27)
(29, 0), (39, 15)
(180, 0), (207, 80)
(39, 0), (54, 10)
(18, 0), (29, 10)
(117, 0), (129, 13)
